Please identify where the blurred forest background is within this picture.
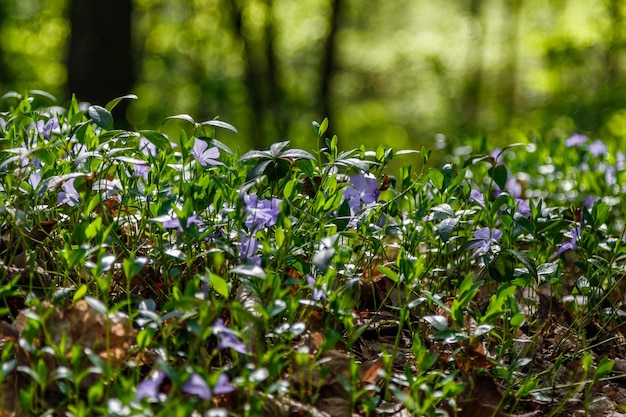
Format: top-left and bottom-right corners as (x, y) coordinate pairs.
(1, 0), (626, 158)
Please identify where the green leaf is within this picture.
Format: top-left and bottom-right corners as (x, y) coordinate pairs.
(230, 265), (266, 279)
(280, 148), (316, 161)
(423, 315), (448, 331)
(123, 254), (147, 280)
(238, 149), (271, 162)
(440, 163), (454, 191)
(513, 212), (534, 235)
(474, 324), (493, 337)
(429, 167), (444, 190)
(312, 248), (335, 274)
(438, 217), (459, 242)
(209, 273), (229, 298)
(318, 118), (329, 137)
(488, 252), (516, 282)
(517, 376), (538, 398)
(490, 164), (508, 191)
(113, 156), (147, 165)
(72, 285), (88, 303)
(594, 356), (614, 381)
(269, 141), (290, 157)
(164, 114), (195, 125)
(200, 119), (238, 133)
(430, 203), (455, 219)
(139, 130), (171, 151)
(507, 249), (538, 280)
(377, 265), (399, 283)
(84, 296), (107, 315)
(88, 105), (114, 130)
(105, 94), (138, 111)
(28, 89), (57, 102)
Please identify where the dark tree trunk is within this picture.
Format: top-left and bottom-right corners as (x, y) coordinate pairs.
(226, 0), (282, 148)
(0, 1), (9, 90)
(318, 0), (343, 141)
(498, 0), (523, 125)
(459, 0), (485, 135)
(67, 0), (134, 127)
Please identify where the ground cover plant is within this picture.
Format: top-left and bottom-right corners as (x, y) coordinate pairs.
(2, 91), (626, 416)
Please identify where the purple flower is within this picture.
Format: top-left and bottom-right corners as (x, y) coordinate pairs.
(565, 133), (587, 147)
(515, 198), (531, 217)
(139, 136), (157, 157)
(42, 118), (58, 139)
(306, 275), (327, 301)
(182, 373), (211, 400)
(158, 213), (206, 233)
(28, 172), (41, 190)
(468, 227), (503, 257)
(557, 225), (581, 255)
(134, 370), (218, 402)
(133, 370), (166, 402)
(243, 194), (281, 231)
(343, 173), (380, 209)
(469, 189), (485, 207)
(606, 166), (617, 186)
(57, 178), (80, 207)
(133, 163), (149, 180)
(212, 319), (247, 354)
(239, 232), (261, 267)
(588, 139), (607, 157)
(0, 118), (5, 130)
(489, 148), (504, 165)
(191, 138), (221, 167)
(212, 373), (236, 396)
(505, 176), (522, 198)
(583, 195), (598, 209)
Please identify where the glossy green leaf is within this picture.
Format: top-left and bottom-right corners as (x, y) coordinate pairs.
(105, 94), (138, 111)
(88, 105), (114, 130)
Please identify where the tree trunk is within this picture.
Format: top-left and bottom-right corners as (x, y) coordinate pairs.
(318, 0), (343, 141)
(67, 0), (134, 127)
(459, 0), (485, 135)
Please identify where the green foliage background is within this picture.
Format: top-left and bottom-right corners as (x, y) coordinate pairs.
(1, 0), (626, 156)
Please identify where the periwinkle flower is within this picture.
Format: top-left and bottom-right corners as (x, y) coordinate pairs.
(489, 148), (504, 165)
(243, 194), (281, 231)
(468, 227), (503, 258)
(343, 173), (380, 209)
(182, 373), (211, 400)
(515, 198), (531, 217)
(588, 139), (607, 158)
(306, 275), (327, 301)
(134, 370), (221, 402)
(58, 178), (80, 207)
(159, 213), (206, 233)
(212, 373), (236, 396)
(133, 162), (149, 180)
(556, 225), (581, 255)
(28, 172), (41, 190)
(583, 195), (598, 209)
(565, 133), (587, 147)
(239, 231), (261, 267)
(42, 117), (58, 139)
(134, 370), (166, 402)
(191, 138), (221, 167)
(469, 189), (485, 207)
(212, 319), (247, 354)
(505, 176), (522, 198)
(139, 136), (157, 157)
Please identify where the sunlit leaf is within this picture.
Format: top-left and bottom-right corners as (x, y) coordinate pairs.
(200, 119), (238, 133)
(88, 105), (114, 130)
(105, 94), (138, 111)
